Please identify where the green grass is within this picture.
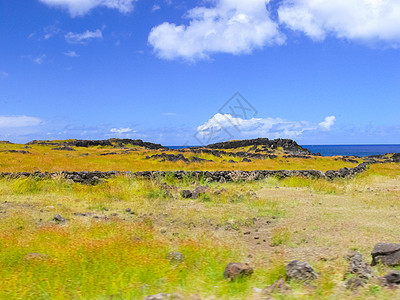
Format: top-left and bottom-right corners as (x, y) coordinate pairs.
(0, 160), (399, 298)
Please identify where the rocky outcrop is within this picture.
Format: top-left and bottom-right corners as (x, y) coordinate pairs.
(0, 150), (30, 154)
(28, 138), (167, 150)
(51, 146), (76, 151)
(146, 153), (190, 163)
(203, 138), (312, 156)
(181, 148), (278, 160)
(371, 243), (400, 266)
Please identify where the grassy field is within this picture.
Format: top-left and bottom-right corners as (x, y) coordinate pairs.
(1, 158), (400, 299)
(0, 143), (357, 173)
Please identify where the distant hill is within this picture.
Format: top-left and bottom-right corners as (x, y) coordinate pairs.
(203, 138), (312, 156)
(27, 138), (167, 150)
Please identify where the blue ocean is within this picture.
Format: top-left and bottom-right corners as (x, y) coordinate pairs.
(167, 145), (400, 157)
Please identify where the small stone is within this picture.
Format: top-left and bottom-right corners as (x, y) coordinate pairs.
(167, 252), (184, 264)
(181, 190), (192, 199)
(262, 279), (291, 295)
(125, 208), (131, 213)
(53, 214), (65, 223)
(223, 262), (254, 280)
(286, 260), (317, 282)
(346, 277), (365, 290)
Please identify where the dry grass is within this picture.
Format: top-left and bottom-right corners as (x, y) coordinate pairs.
(0, 143), (357, 173)
(0, 145), (399, 299)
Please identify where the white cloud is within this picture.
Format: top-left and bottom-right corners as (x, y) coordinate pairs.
(278, 0), (400, 44)
(197, 113), (335, 139)
(318, 116), (336, 131)
(148, 0), (284, 61)
(43, 25), (61, 39)
(152, 4), (161, 12)
(65, 29), (103, 44)
(0, 116), (42, 128)
(64, 50), (80, 57)
(32, 54), (46, 64)
(110, 127), (134, 134)
(39, 0), (136, 17)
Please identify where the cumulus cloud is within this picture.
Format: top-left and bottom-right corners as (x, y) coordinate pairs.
(38, 0), (136, 17)
(110, 127), (134, 134)
(0, 116), (42, 128)
(148, 0), (284, 61)
(278, 0), (400, 44)
(197, 113), (335, 140)
(64, 50), (80, 57)
(319, 116), (336, 131)
(65, 29), (103, 44)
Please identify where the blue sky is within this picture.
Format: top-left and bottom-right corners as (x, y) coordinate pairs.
(1, 0), (400, 145)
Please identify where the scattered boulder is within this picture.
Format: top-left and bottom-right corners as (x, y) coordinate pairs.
(346, 277), (366, 290)
(167, 252), (184, 264)
(53, 214), (66, 223)
(223, 263), (254, 280)
(0, 150), (30, 154)
(191, 186), (207, 199)
(379, 270), (400, 289)
(371, 243), (400, 266)
(286, 260), (317, 282)
(347, 252), (373, 280)
(51, 146), (76, 151)
(242, 158), (252, 162)
(191, 156), (212, 163)
(146, 153), (190, 163)
(262, 279), (291, 295)
(181, 190), (192, 199)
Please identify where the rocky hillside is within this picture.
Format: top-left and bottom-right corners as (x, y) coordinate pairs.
(27, 138), (167, 150)
(203, 138), (313, 156)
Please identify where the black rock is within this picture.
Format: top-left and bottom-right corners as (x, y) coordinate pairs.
(286, 260), (317, 282)
(181, 190), (192, 199)
(348, 252), (373, 280)
(223, 263), (254, 280)
(372, 243), (400, 266)
(379, 270), (400, 287)
(53, 214), (66, 223)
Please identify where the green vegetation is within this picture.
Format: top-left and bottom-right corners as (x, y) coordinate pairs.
(0, 141), (399, 299)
